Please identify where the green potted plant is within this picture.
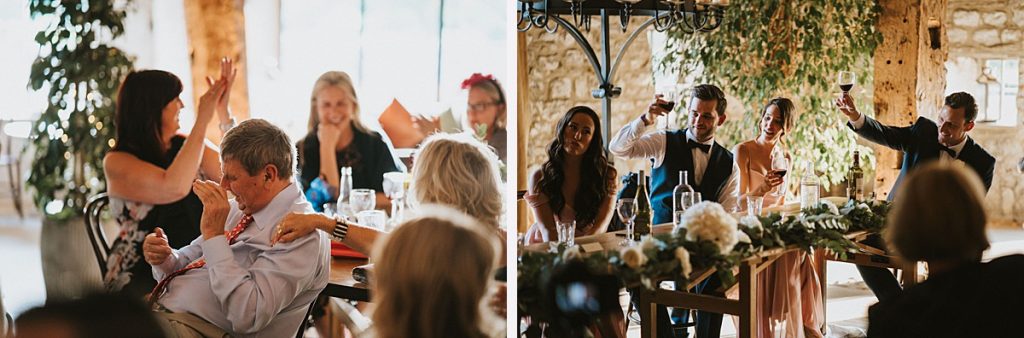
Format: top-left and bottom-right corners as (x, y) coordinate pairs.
(27, 0), (133, 301)
(661, 0), (883, 191)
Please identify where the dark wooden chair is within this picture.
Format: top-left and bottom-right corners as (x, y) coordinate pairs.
(83, 193), (111, 276)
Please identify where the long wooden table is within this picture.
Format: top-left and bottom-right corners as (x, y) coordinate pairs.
(522, 224), (916, 338)
(325, 257), (371, 302)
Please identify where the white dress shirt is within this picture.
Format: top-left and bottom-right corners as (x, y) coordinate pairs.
(609, 116), (740, 211)
(153, 182), (330, 337)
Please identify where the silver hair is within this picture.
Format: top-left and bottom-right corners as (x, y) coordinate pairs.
(220, 119), (295, 179)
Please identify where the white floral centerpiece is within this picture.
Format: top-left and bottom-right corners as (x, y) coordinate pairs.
(680, 201), (739, 254)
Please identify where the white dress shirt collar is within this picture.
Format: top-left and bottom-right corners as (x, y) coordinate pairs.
(247, 181), (301, 231)
(685, 128), (715, 146)
(946, 136), (968, 158)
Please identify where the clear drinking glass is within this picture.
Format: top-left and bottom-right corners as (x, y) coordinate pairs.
(747, 195), (764, 217)
(350, 189), (376, 215)
(322, 203), (337, 218)
(616, 198), (637, 246)
(556, 219), (577, 247)
(357, 210), (387, 231)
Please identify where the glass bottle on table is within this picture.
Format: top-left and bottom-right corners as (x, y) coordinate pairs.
(800, 160), (820, 210)
(846, 150), (864, 201)
(672, 170), (695, 231)
(336, 167), (354, 218)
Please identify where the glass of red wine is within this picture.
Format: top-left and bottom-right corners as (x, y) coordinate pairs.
(770, 146), (788, 197)
(838, 71), (856, 93)
(656, 84), (680, 111)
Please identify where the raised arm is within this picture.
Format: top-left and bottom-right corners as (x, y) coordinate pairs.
(608, 116), (667, 166)
(837, 92), (915, 152)
(104, 79), (228, 204)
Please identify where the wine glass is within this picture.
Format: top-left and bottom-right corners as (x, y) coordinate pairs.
(655, 83), (682, 129)
(382, 172), (410, 224)
(770, 147), (789, 197)
(838, 71), (856, 93)
(616, 198), (637, 246)
(350, 189), (376, 215)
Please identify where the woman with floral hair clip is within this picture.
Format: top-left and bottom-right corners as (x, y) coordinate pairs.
(414, 73), (507, 162)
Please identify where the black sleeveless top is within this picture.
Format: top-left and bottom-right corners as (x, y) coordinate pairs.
(106, 136), (204, 298)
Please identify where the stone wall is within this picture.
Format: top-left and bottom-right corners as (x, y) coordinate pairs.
(523, 17), (656, 182)
(943, 0), (1024, 221)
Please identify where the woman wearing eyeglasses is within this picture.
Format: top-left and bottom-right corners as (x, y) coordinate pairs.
(413, 73), (507, 162)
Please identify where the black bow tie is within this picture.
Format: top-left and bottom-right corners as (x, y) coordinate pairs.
(939, 144), (955, 158)
(687, 140), (711, 153)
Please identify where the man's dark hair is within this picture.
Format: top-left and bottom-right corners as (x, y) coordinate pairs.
(945, 92), (978, 123)
(691, 84), (727, 115)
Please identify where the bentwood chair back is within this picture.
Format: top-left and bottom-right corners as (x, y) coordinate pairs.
(84, 193), (111, 277)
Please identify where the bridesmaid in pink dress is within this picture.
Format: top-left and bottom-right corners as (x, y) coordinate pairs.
(524, 106), (616, 245)
(524, 106), (621, 338)
(733, 98), (825, 337)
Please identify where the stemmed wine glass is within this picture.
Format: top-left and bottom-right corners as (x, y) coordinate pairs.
(770, 146), (789, 197)
(655, 83), (682, 129)
(616, 198), (637, 246)
(838, 71), (856, 93)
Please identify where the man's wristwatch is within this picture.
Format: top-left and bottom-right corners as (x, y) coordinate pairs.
(219, 117), (237, 133)
(640, 114), (651, 126)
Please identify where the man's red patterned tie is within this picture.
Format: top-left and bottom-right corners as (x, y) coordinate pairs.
(147, 214), (254, 307)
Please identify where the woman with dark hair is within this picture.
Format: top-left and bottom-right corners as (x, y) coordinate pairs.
(102, 59), (236, 297)
(524, 106), (616, 244)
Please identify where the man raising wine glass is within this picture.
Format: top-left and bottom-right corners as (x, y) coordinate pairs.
(835, 89), (995, 303)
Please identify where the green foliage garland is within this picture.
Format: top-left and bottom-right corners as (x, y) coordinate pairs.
(518, 199), (891, 322)
(27, 0), (134, 220)
(660, 0), (884, 189)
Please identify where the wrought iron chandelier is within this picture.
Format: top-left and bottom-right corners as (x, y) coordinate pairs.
(518, 0), (729, 34)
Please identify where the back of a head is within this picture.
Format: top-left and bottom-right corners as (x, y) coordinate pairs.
(220, 118), (295, 179)
(371, 205), (500, 338)
(885, 161), (989, 263)
(411, 133), (503, 229)
(14, 293), (166, 338)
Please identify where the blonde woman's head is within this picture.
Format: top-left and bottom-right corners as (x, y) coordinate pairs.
(371, 204), (501, 338)
(307, 71), (369, 133)
(411, 133), (503, 229)
(885, 161), (989, 263)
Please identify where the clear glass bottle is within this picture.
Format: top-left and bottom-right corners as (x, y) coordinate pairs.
(800, 160), (820, 210)
(336, 167), (354, 218)
(672, 170), (695, 230)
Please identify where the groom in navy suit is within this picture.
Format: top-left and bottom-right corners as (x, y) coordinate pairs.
(835, 91), (995, 302)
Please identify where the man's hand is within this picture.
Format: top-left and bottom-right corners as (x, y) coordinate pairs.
(834, 92), (861, 121)
(193, 180), (231, 240)
(143, 227), (173, 266)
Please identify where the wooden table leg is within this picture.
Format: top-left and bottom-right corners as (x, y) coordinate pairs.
(638, 289), (655, 338)
(738, 262), (757, 338)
